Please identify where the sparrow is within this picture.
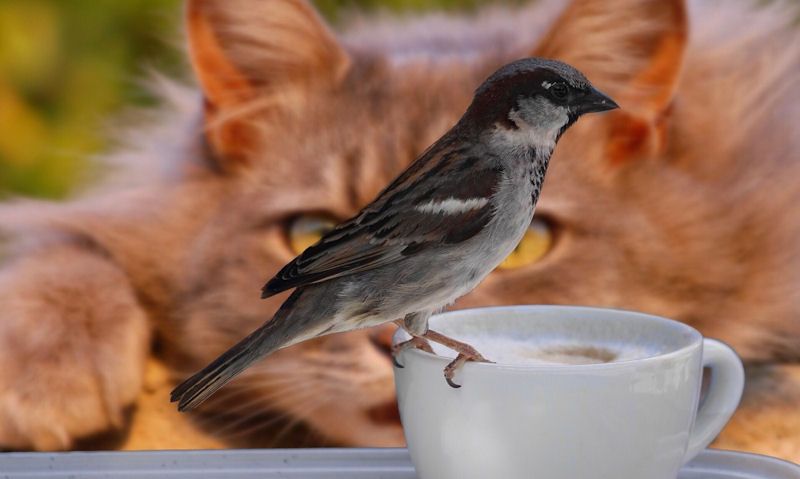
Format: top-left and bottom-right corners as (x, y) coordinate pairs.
(171, 57), (618, 411)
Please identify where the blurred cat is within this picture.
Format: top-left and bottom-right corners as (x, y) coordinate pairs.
(0, 0), (797, 460)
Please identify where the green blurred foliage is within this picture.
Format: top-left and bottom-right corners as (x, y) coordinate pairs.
(0, 0), (502, 199)
(0, 0), (186, 198)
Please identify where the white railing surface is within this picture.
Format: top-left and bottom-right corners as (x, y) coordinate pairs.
(0, 448), (797, 479)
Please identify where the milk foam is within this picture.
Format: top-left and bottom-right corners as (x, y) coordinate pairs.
(428, 335), (663, 366)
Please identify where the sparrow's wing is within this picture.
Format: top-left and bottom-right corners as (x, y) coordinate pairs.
(262, 145), (504, 298)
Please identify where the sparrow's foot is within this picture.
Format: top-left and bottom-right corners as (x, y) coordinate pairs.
(443, 351), (491, 388)
(391, 336), (434, 368)
(422, 329), (492, 388)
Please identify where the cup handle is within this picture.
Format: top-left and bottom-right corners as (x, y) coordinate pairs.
(682, 339), (745, 463)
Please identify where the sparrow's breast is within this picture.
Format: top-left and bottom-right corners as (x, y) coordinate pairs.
(420, 156), (540, 303)
(477, 164), (538, 271)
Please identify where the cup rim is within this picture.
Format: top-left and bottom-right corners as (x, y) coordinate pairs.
(393, 305), (703, 372)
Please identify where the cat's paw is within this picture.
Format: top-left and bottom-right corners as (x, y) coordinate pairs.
(0, 251), (150, 450)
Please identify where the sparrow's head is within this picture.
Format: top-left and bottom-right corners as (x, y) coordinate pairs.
(464, 58), (618, 146)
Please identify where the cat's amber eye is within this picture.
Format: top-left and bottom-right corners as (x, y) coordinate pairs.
(287, 215), (337, 255)
(496, 217), (554, 270)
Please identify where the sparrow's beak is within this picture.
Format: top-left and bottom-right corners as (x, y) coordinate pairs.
(576, 87), (619, 114)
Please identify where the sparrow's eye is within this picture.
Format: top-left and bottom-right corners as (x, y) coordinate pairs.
(496, 217), (554, 270)
(550, 82), (569, 100)
(287, 214), (337, 254)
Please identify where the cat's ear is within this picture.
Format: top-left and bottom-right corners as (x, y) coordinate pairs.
(185, 0), (350, 169)
(534, 0), (687, 163)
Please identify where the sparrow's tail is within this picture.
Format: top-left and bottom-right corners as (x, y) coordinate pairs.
(170, 290), (308, 412)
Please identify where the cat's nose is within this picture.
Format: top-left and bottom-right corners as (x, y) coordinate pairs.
(369, 323), (397, 359)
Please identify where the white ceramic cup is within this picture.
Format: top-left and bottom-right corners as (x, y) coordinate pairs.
(393, 306), (745, 479)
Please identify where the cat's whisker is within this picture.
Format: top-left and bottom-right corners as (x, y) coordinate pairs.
(201, 382), (322, 437)
(194, 385), (308, 429)
(199, 401), (293, 439)
(208, 398), (310, 433)
(267, 396), (326, 447)
(222, 393), (321, 441)
(187, 373), (309, 412)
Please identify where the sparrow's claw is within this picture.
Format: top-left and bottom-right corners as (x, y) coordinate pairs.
(443, 352), (493, 389)
(392, 336), (434, 368)
(446, 376), (462, 389)
(392, 355), (405, 369)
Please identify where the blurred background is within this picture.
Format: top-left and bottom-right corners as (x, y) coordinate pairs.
(0, 0), (522, 199)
